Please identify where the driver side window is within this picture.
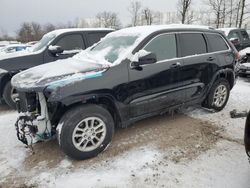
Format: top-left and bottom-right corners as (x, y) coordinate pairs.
(144, 33), (177, 62)
(56, 34), (85, 51)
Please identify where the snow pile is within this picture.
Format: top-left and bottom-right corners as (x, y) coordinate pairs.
(29, 147), (159, 188)
(184, 78), (250, 140)
(156, 140), (250, 188)
(0, 112), (27, 181)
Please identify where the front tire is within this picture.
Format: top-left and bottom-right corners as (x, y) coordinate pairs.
(203, 78), (230, 111)
(57, 104), (114, 160)
(3, 81), (18, 109)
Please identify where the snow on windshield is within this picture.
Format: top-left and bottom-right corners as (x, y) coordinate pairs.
(73, 30), (145, 66)
(89, 35), (139, 63)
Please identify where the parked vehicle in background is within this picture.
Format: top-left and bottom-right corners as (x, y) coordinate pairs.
(237, 47), (250, 76)
(0, 28), (113, 108)
(218, 28), (250, 51)
(12, 25), (238, 160)
(0, 44), (30, 55)
(0, 41), (20, 50)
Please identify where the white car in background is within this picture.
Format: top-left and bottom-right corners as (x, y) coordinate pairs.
(238, 47), (250, 76)
(0, 44), (30, 55)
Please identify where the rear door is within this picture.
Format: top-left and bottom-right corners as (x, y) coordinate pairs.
(206, 32), (234, 71)
(177, 32), (216, 103)
(86, 32), (110, 47)
(128, 32), (183, 117)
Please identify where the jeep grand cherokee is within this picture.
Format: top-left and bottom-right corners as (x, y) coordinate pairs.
(12, 25), (237, 160)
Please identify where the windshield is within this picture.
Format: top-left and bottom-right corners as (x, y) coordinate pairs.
(88, 35), (139, 63)
(31, 33), (56, 52)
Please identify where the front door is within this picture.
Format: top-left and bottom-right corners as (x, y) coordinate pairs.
(128, 33), (183, 118)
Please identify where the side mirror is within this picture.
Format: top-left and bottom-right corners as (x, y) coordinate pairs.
(131, 50), (157, 68)
(230, 38), (240, 45)
(48, 45), (63, 55)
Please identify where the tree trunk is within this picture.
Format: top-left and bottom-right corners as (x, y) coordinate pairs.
(239, 0), (246, 28)
(235, 0), (241, 27)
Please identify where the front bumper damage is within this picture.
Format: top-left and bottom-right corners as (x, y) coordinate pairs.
(15, 92), (53, 147)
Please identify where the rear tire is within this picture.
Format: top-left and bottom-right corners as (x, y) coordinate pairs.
(57, 104), (114, 160)
(3, 81), (17, 109)
(202, 78), (230, 111)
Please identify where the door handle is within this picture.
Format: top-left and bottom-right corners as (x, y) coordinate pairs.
(170, 62), (181, 69)
(207, 57), (215, 61)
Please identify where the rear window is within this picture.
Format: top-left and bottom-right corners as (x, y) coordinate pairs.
(228, 31), (240, 40)
(88, 32), (108, 46)
(206, 33), (229, 52)
(179, 33), (207, 57)
(241, 31), (250, 40)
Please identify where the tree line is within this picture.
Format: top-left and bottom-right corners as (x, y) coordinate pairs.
(0, 0), (249, 42)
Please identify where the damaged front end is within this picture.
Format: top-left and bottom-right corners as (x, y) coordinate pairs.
(15, 92), (53, 147)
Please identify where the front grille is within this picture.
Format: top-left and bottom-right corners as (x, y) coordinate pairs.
(17, 92), (38, 112)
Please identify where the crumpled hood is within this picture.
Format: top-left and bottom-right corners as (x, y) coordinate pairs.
(12, 57), (109, 90)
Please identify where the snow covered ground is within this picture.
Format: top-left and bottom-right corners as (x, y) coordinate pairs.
(1, 78), (250, 188)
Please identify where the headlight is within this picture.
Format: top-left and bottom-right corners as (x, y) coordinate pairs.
(0, 68), (7, 74)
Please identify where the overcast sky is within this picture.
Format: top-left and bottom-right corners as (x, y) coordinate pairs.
(0, 0), (201, 36)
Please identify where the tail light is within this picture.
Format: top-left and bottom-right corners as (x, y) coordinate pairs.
(235, 52), (241, 61)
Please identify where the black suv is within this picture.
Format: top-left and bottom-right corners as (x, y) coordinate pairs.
(12, 25), (237, 160)
(0, 28), (113, 108)
(218, 28), (250, 51)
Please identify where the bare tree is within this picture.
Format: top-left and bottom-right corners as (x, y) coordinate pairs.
(228, 0), (234, 27)
(239, 0), (246, 28)
(128, 1), (142, 26)
(235, 0), (241, 27)
(96, 11), (121, 29)
(141, 8), (154, 25)
(17, 22), (33, 42)
(43, 23), (56, 34)
(31, 22), (43, 40)
(206, 0), (225, 28)
(177, 0), (192, 24)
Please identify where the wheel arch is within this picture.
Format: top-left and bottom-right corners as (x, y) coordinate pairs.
(210, 68), (235, 90)
(60, 94), (123, 128)
(0, 73), (13, 97)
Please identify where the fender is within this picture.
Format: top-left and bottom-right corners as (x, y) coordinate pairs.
(208, 68), (235, 91)
(49, 89), (128, 127)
